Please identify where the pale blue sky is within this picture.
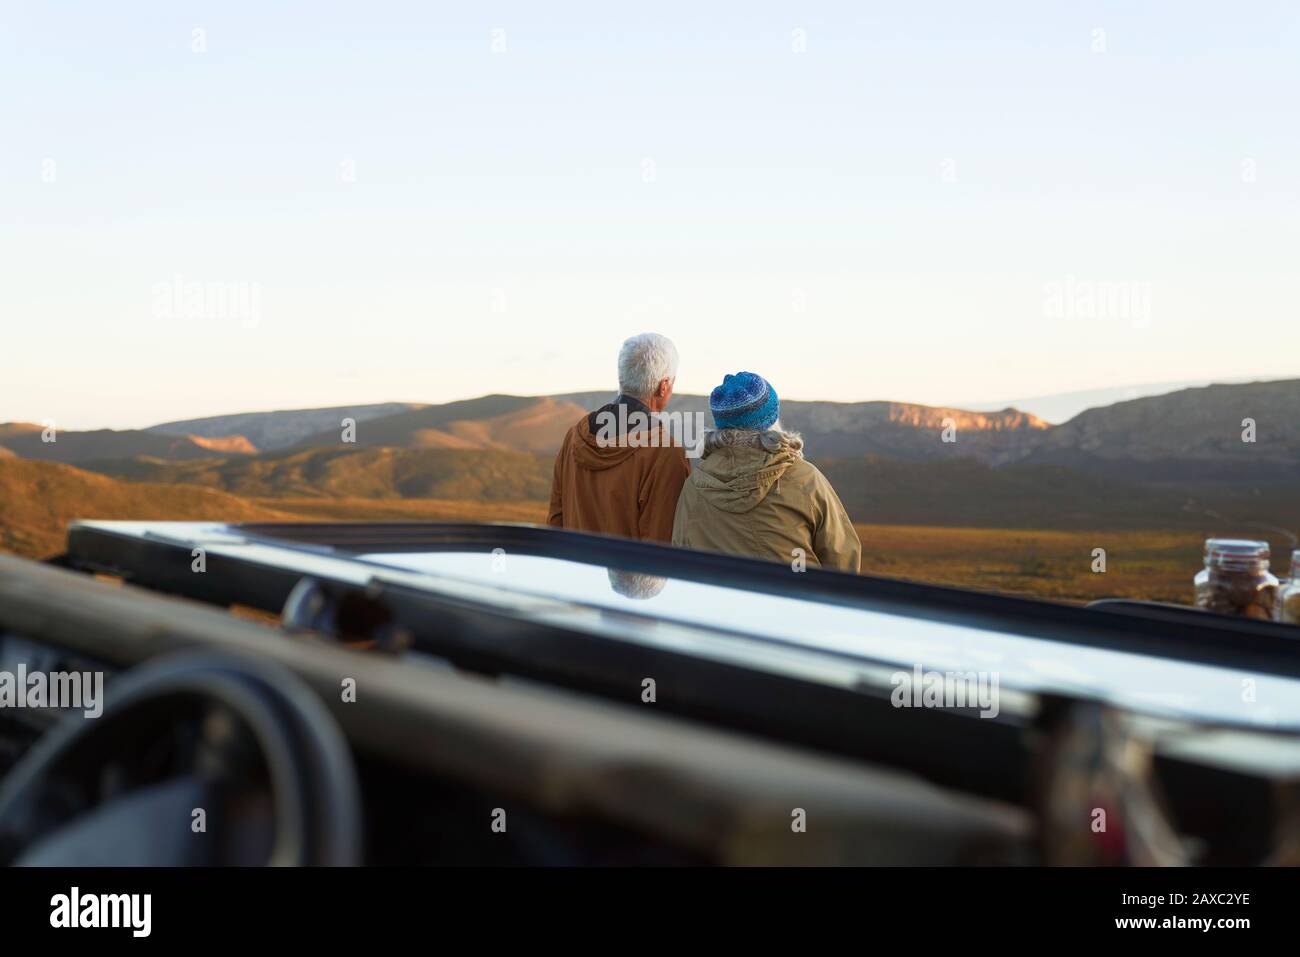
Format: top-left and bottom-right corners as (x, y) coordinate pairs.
(2, 2), (1297, 429)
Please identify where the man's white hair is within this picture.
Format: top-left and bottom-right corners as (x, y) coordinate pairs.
(617, 333), (679, 399)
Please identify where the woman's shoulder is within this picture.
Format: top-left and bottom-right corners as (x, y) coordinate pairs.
(788, 456), (845, 496)
(775, 455), (825, 489)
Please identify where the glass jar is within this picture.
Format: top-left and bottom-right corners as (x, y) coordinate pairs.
(1279, 550), (1300, 625)
(1193, 539), (1278, 620)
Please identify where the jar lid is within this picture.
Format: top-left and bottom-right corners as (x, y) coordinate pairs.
(1205, 538), (1270, 568)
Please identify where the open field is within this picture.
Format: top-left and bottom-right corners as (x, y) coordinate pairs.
(854, 524), (1211, 604)
(251, 496), (548, 524)
(246, 506), (1216, 606)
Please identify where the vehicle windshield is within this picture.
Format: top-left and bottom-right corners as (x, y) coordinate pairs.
(359, 547), (1300, 730)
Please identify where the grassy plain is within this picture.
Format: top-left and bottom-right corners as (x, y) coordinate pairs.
(854, 524), (1206, 603)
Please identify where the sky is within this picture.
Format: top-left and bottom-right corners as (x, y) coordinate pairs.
(2, 2), (1298, 430)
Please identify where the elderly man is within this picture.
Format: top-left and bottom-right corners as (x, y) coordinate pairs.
(548, 333), (689, 542)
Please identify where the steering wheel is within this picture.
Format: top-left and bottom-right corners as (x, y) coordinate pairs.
(0, 652), (362, 866)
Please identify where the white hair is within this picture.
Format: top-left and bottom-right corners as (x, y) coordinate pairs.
(701, 423), (803, 456)
(617, 333), (678, 399)
(607, 569), (668, 600)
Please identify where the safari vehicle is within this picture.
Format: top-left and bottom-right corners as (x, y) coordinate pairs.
(0, 520), (1298, 866)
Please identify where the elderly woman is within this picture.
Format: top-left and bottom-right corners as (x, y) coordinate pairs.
(672, 372), (861, 572)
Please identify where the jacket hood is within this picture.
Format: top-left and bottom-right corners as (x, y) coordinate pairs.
(688, 429), (805, 513)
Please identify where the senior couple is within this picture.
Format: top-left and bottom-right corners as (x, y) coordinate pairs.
(548, 333), (861, 572)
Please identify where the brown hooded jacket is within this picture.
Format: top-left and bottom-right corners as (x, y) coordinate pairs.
(547, 397), (690, 542)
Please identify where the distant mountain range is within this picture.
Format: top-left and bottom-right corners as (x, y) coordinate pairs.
(147, 402), (426, 451)
(2, 393), (1054, 464)
(1015, 380), (1300, 481)
(959, 377), (1269, 425)
(5, 378), (1296, 476)
(3, 378), (1298, 553)
(98, 446), (553, 501)
(0, 421), (257, 463)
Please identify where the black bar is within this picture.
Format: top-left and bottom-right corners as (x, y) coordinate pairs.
(0, 866), (1285, 943)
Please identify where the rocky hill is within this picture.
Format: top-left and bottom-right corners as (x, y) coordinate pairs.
(0, 458), (291, 558)
(1014, 379), (1300, 480)
(147, 402), (427, 451)
(0, 424), (258, 464)
(90, 446), (553, 501)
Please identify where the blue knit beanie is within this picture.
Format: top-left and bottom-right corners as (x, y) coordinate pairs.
(710, 372), (780, 430)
